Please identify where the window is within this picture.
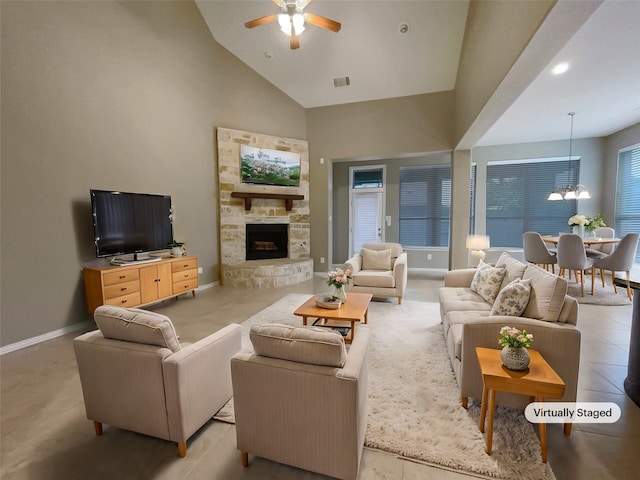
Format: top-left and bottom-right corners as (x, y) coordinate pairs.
(615, 144), (640, 263)
(352, 168), (383, 189)
(486, 158), (579, 248)
(399, 165), (450, 247)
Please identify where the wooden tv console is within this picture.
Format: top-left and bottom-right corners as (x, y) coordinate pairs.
(83, 256), (198, 314)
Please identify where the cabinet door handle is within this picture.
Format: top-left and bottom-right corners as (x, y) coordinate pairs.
(184, 274), (188, 278)
(183, 264), (189, 268)
(119, 275), (126, 279)
(121, 299), (127, 304)
(120, 287), (127, 291)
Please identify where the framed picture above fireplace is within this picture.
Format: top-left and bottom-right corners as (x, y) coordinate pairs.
(240, 145), (301, 187)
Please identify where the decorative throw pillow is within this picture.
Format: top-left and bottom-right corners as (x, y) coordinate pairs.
(361, 248), (392, 270)
(490, 278), (533, 316)
(522, 265), (568, 321)
(470, 260), (507, 304)
(495, 252), (528, 291)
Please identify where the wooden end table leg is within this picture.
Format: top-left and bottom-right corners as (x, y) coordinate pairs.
(479, 384), (488, 432)
(302, 316), (308, 326)
(537, 396), (548, 463)
(564, 422), (572, 435)
(364, 308), (368, 324)
(486, 389), (496, 455)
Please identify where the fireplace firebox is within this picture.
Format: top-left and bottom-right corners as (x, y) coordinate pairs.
(246, 224), (288, 261)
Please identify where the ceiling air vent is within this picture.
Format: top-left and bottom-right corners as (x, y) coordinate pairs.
(333, 76), (351, 88)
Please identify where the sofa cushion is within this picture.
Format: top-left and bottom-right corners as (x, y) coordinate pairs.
(522, 265), (568, 321)
(352, 270), (395, 288)
(361, 248), (392, 270)
(249, 324), (347, 368)
(495, 252), (528, 291)
(490, 278), (532, 317)
(470, 261), (507, 304)
(94, 305), (181, 352)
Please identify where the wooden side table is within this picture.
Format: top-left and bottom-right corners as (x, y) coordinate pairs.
(476, 347), (567, 463)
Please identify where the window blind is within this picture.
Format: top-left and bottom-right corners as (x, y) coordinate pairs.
(615, 145), (640, 264)
(486, 159), (579, 248)
(399, 165), (450, 247)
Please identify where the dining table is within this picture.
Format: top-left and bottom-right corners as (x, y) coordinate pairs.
(542, 235), (620, 246)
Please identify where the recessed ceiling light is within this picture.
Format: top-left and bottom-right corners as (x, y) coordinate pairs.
(264, 51), (273, 59)
(398, 23), (409, 34)
(552, 62), (569, 75)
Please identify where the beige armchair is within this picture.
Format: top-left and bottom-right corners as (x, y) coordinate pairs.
(231, 324), (370, 480)
(73, 306), (242, 457)
(345, 242), (407, 304)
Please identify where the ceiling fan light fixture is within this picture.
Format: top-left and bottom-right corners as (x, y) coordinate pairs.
(278, 13), (305, 36)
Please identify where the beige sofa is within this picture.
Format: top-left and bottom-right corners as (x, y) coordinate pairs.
(345, 242), (407, 304)
(231, 323), (370, 480)
(439, 253), (581, 410)
(73, 306), (242, 457)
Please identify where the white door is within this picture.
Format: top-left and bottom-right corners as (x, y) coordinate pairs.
(351, 191), (383, 256)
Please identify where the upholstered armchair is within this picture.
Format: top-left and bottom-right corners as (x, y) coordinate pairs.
(73, 306), (242, 457)
(231, 324), (370, 480)
(345, 242), (407, 304)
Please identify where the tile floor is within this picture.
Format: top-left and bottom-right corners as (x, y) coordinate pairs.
(1, 270), (637, 480)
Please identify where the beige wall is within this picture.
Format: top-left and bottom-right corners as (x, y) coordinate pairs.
(0, 0), (306, 346)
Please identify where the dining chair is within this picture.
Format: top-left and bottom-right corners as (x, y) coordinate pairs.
(591, 232), (639, 300)
(586, 227), (616, 258)
(557, 233), (594, 297)
(522, 232), (557, 273)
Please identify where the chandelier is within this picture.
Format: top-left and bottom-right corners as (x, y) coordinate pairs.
(547, 112), (591, 200)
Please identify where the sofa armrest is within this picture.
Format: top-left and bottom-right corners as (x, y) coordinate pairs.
(345, 254), (362, 274)
(444, 268), (476, 287)
(163, 323), (242, 443)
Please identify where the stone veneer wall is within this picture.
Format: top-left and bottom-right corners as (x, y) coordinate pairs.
(217, 127), (313, 287)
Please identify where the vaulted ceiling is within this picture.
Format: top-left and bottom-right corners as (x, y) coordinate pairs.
(197, 0), (640, 147)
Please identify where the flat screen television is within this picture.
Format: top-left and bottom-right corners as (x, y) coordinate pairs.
(90, 189), (174, 259)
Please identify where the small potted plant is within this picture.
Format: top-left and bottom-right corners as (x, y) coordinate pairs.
(498, 326), (533, 370)
(170, 241), (186, 257)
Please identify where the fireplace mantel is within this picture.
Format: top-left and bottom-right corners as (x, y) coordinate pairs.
(231, 192), (304, 211)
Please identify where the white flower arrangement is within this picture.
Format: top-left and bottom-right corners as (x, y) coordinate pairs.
(568, 214), (588, 227)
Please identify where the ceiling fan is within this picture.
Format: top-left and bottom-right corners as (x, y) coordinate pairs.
(244, 0), (342, 50)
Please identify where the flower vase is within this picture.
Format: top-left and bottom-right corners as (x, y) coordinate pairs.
(572, 225), (584, 238)
(332, 285), (347, 303)
(500, 346), (530, 371)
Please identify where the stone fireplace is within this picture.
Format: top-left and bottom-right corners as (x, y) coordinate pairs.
(216, 128), (313, 287)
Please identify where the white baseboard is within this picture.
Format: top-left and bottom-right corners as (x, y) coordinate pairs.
(0, 320), (93, 356)
(1, 281), (219, 356)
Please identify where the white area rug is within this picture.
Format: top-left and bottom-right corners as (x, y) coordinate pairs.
(216, 294), (553, 480)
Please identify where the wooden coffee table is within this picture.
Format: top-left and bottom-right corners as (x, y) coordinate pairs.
(293, 293), (372, 344)
(476, 347), (567, 463)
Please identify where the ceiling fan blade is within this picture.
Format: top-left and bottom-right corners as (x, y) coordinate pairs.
(290, 32), (300, 50)
(298, 0), (313, 9)
(305, 13), (341, 33)
(244, 14), (277, 29)
(272, 0), (287, 9)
